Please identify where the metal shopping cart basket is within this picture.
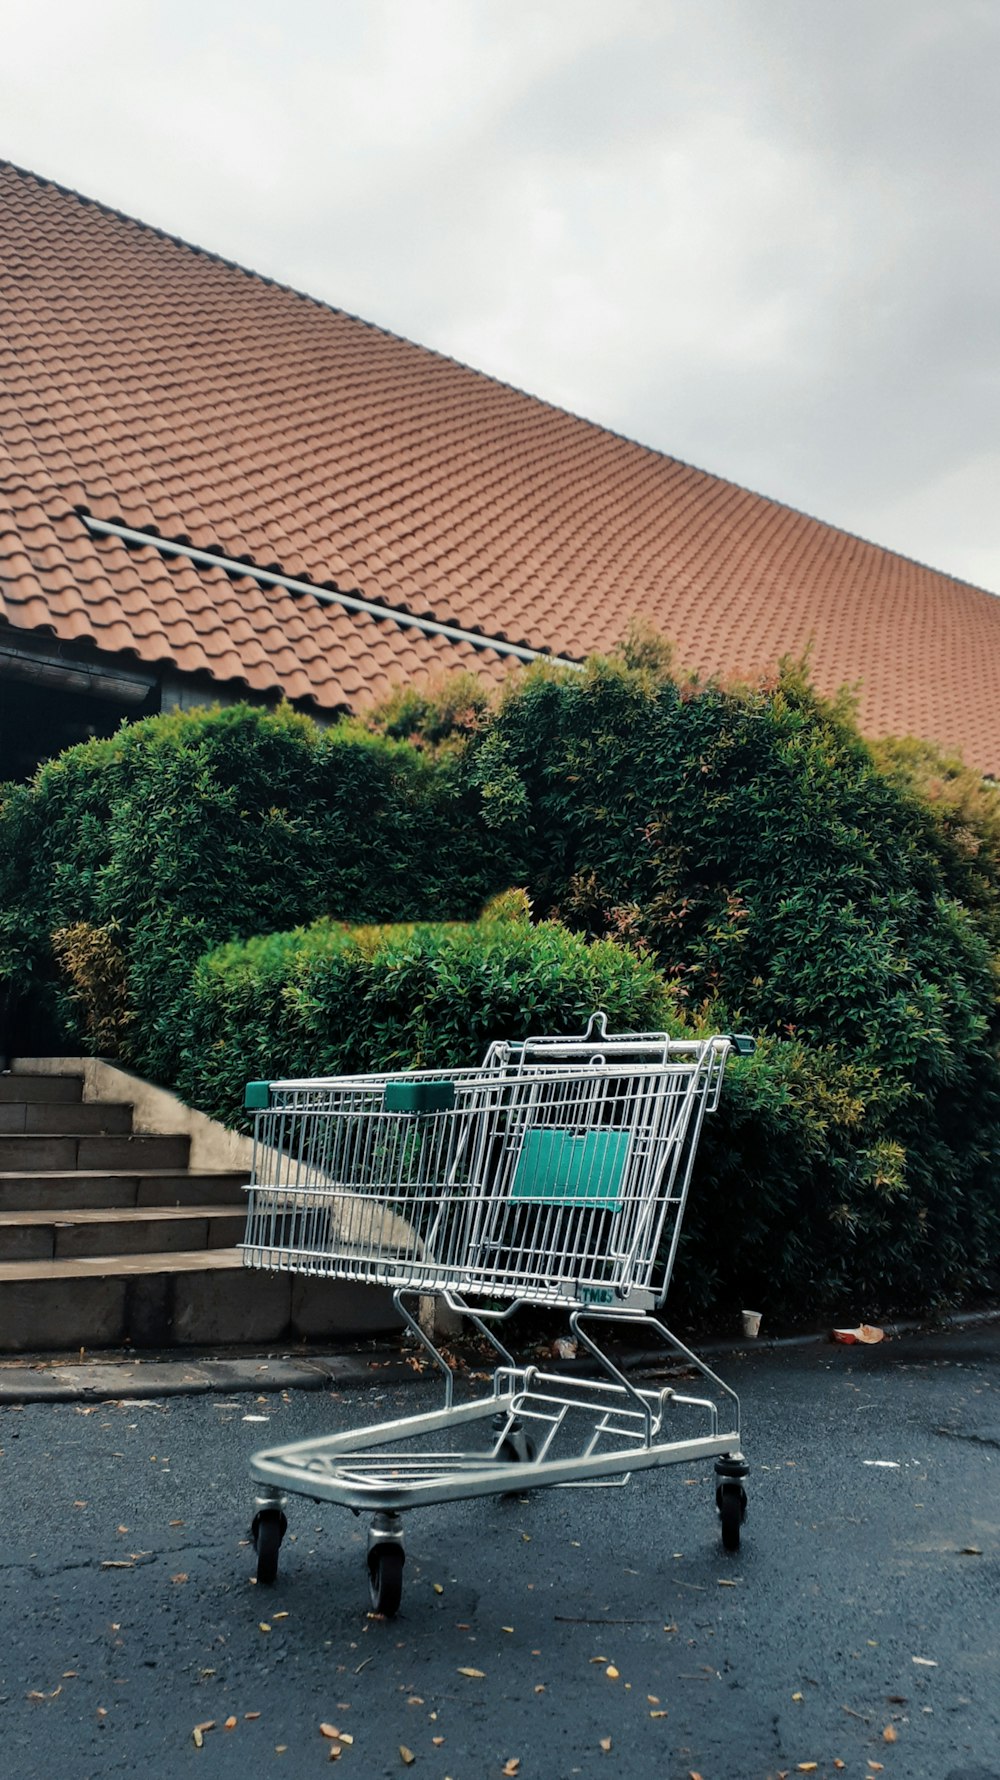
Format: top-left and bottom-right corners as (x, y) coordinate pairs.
(240, 1013), (754, 1614)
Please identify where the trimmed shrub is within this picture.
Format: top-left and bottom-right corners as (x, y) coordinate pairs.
(174, 904), (673, 1129)
(0, 701), (503, 1076)
(455, 653), (1000, 1316)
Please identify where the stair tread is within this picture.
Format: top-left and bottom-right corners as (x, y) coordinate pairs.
(0, 1206), (243, 1226)
(0, 1248), (248, 1281)
(0, 1169), (247, 1181)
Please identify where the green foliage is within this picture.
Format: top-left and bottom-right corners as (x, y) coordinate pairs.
(4, 650), (1000, 1323)
(0, 701), (504, 1077)
(457, 653), (1000, 1316)
(175, 908), (671, 1129)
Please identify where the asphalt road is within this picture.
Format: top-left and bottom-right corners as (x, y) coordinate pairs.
(1, 1326), (998, 1780)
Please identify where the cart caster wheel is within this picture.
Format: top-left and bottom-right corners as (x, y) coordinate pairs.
(717, 1480), (746, 1554)
(368, 1542), (405, 1616)
(251, 1508), (287, 1586)
(499, 1430), (536, 1465)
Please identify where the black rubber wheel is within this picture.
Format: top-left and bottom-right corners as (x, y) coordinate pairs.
(368, 1542), (404, 1616)
(717, 1481), (745, 1554)
(498, 1432), (537, 1465)
(252, 1508), (286, 1586)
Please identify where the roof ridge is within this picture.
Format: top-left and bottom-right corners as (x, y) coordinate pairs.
(6, 157), (993, 604)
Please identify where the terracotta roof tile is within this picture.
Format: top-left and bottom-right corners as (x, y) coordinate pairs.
(2, 160), (1000, 766)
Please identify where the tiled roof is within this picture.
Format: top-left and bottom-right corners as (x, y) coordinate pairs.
(2, 160), (1000, 769)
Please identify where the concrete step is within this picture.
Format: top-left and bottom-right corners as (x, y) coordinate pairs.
(0, 1249), (397, 1350)
(0, 1169), (247, 1212)
(0, 1205), (246, 1261)
(0, 1132), (191, 1172)
(0, 1100), (133, 1135)
(0, 1073), (83, 1104)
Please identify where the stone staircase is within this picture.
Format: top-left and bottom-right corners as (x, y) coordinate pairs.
(0, 1066), (396, 1352)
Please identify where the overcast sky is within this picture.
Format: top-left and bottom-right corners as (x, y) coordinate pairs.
(3, 0), (999, 594)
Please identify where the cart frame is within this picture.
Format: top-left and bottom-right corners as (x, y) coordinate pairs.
(241, 1014), (753, 1612)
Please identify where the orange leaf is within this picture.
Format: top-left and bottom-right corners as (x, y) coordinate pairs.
(502, 1763), (520, 1777)
(883, 1726), (898, 1743)
(224, 1716), (237, 1731)
(319, 1725), (341, 1740)
(599, 1738), (612, 1752)
(605, 1666), (620, 1680)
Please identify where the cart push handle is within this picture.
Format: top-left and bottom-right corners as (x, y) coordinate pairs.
(241, 1027), (755, 1109)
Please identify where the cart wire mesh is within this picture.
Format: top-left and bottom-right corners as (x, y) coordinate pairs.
(241, 1030), (735, 1310)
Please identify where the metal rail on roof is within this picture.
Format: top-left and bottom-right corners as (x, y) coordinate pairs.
(80, 514), (584, 670)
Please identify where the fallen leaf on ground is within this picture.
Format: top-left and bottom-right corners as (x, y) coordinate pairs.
(797, 1767), (818, 1774)
(258, 1623), (271, 1633)
(171, 1573), (188, 1585)
(433, 1583), (444, 1594)
(224, 1716), (237, 1731)
(319, 1725), (342, 1740)
(457, 1667), (485, 1678)
(339, 1734), (354, 1746)
(100, 1560), (133, 1569)
(244, 1712), (261, 1720)
(399, 1747), (415, 1766)
(192, 1728), (204, 1749)
(502, 1762), (520, 1776)
(960, 1545), (983, 1555)
(599, 1738), (612, 1752)
(432, 1737), (444, 1747)
(194, 1721), (215, 1735)
(883, 1726), (898, 1743)
(605, 1666), (620, 1680)
(911, 1656), (938, 1666)
(649, 1710), (668, 1719)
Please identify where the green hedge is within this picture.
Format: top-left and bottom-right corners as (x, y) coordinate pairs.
(173, 902), (673, 1130)
(0, 701), (502, 1077)
(454, 653), (1000, 1316)
(4, 647), (1000, 1323)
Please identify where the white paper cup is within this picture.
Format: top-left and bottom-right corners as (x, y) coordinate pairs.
(741, 1309), (762, 1339)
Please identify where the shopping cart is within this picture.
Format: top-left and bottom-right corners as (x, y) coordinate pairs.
(240, 1013), (754, 1614)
